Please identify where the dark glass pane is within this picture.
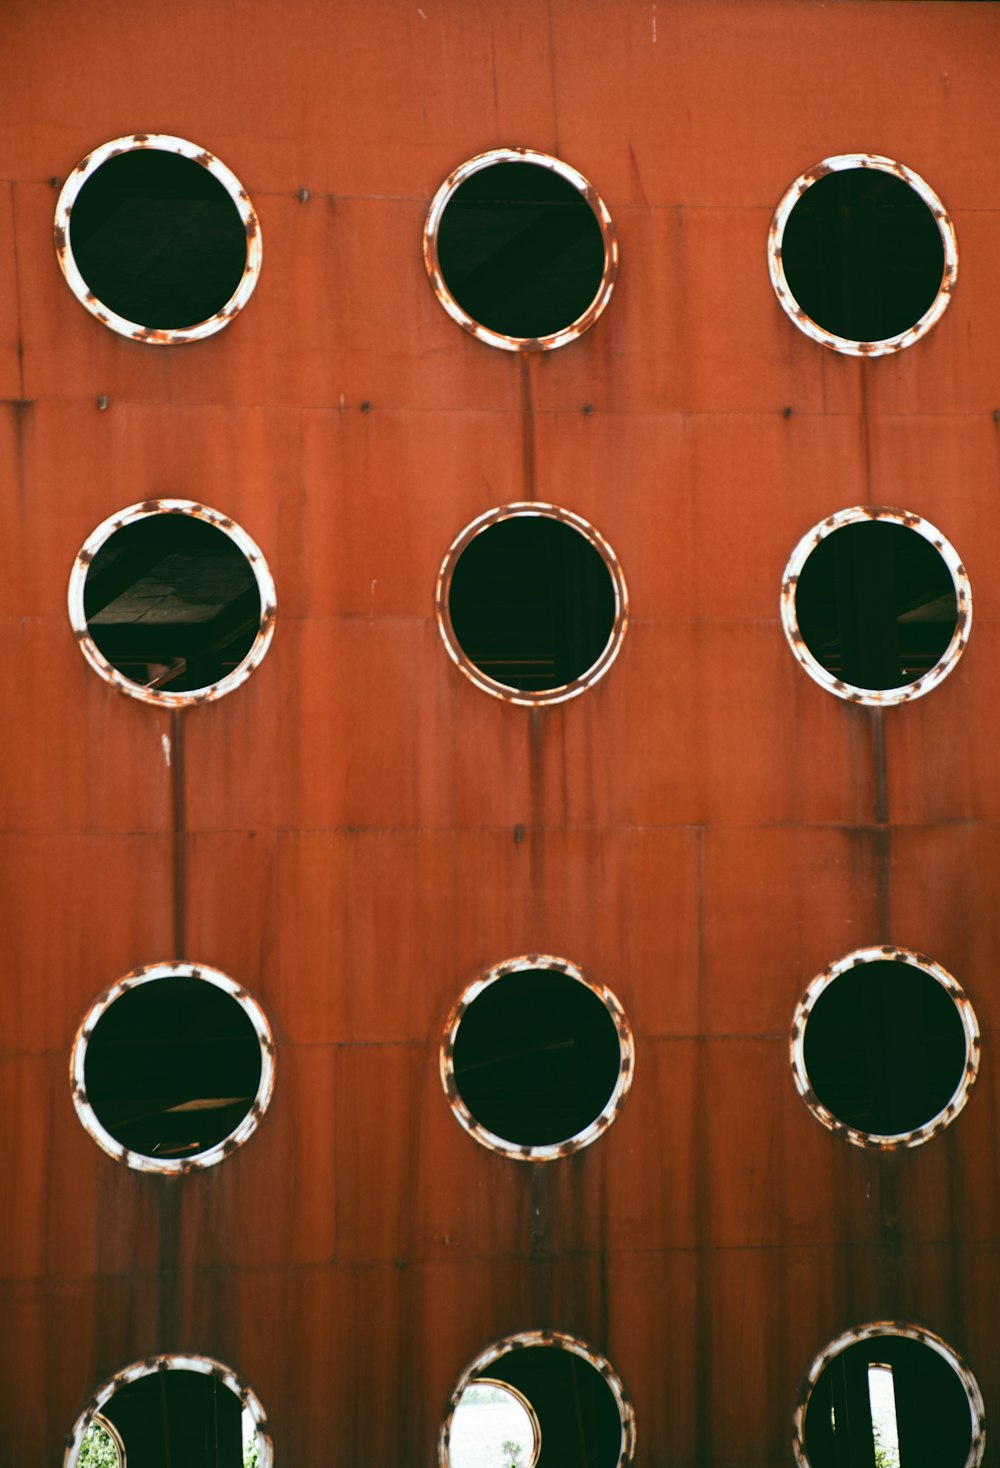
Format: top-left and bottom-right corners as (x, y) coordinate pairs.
(101, 1371), (244, 1468)
(795, 521), (957, 691)
(437, 161), (606, 338)
(84, 977), (262, 1159)
(804, 1336), (973, 1468)
(448, 516), (616, 692)
(803, 961), (967, 1136)
(782, 167), (944, 342)
(85, 514), (260, 693)
(453, 969), (622, 1147)
(70, 149), (247, 329)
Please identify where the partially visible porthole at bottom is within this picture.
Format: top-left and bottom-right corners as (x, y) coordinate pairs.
(793, 1324), (985, 1468)
(71, 962), (276, 1173)
(440, 1332), (635, 1468)
(65, 1355), (272, 1468)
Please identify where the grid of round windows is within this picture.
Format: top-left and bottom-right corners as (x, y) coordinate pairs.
(47, 123), (989, 1468)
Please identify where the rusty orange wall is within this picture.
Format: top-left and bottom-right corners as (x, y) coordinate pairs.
(3, 1), (1000, 1462)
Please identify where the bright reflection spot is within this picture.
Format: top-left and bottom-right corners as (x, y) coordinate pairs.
(450, 1380), (538, 1468)
(868, 1364), (901, 1468)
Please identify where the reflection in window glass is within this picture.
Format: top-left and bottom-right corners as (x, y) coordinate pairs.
(83, 513), (262, 696)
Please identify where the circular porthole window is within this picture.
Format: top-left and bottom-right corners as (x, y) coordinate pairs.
(436, 505), (628, 706)
(68, 500), (276, 706)
(65, 1356), (272, 1468)
(440, 1332), (635, 1468)
(424, 148), (617, 350)
(54, 134), (262, 344)
(441, 956), (634, 1162)
(769, 154), (957, 355)
(790, 946), (980, 1148)
(447, 1379), (541, 1468)
(70, 962), (276, 1174)
(79, 1415), (125, 1467)
(793, 1323), (985, 1468)
(780, 507), (970, 705)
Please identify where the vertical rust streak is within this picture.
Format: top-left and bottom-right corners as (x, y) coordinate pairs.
(171, 709), (187, 956)
(8, 183), (25, 398)
(692, 825), (713, 1466)
(877, 1149), (903, 1307)
(520, 354), (536, 503)
(872, 707), (890, 934)
(591, 1147), (611, 1353)
(529, 1166), (551, 1324)
(528, 708), (545, 904)
(155, 1177), (182, 1365)
(945, 1128), (967, 1341)
(859, 359), (873, 500)
(544, 0), (560, 155)
(159, 713), (187, 1353)
(870, 705), (900, 1276)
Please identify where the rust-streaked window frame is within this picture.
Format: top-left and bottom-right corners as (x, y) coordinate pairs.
(64, 1355), (273, 1468)
(440, 953), (635, 1162)
(70, 961), (277, 1176)
(68, 498), (277, 708)
(54, 133), (263, 345)
(789, 945), (981, 1150)
(768, 152), (958, 357)
(435, 502), (629, 707)
(780, 505), (971, 706)
(423, 146), (618, 352)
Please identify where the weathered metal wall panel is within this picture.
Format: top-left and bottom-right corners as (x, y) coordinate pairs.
(2, 1), (999, 1463)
